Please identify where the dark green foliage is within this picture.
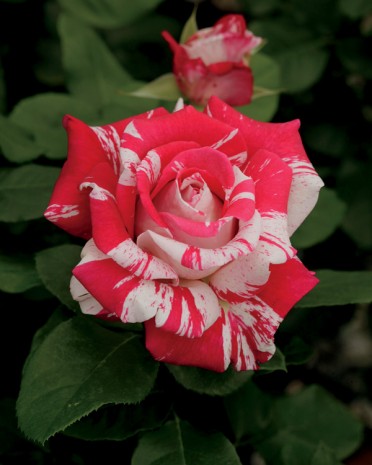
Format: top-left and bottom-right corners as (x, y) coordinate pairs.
(0, 0), (371, 464)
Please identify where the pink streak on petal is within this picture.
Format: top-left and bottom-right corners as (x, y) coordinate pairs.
(122, 105), (247, 165)
(136, 141), (200, 233)
(80, 170), (178, 281)
(228, 297), (281, 370)
(73, 244), (220, 336)
(137, 210), (261, 278)
(206, 96), (324, 234)
(210, 250), (270, 304)
(259, 257), (319, 318)
(145, 310), (231, 372)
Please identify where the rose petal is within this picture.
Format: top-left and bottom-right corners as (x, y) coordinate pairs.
(73, 241), (220, 336)
(45, 108), (170, 238)
(121, 105), (247, 167)
(151, 147), (235, 198)
(228, 297), (281, 371)
(210, 250), (270, 303)
(259, 256), (319, 318)
(135, 142), (213, 234)
(144, 296), (280, 373)
(81, 169), (178, 281)
(145, 311), (230, 372)
(224, 165), (255, 221)
(206, 96), (324, 234)
(137, 210), (261, 279)
(70, 275), (119, 321)
(173, 59), (254, 106)
(158, 213), (237, 249)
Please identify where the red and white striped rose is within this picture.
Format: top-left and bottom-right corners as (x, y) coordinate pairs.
(163, 14), (262, 106)
(45, 96), (323, 372)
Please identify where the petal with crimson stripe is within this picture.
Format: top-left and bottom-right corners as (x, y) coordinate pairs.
(228, 297), (281, 371)
(145, 311), (231, 372)
(136, 210), (261, 280)
(206, 96), (324, 234)
(44, 108), (170, 238)
(259, 256), (319, 318)
(80, 166), (178, 282)
(73, 243), (220, 336)
(119, 105), (247, 164)
(210, 250), (270, 304)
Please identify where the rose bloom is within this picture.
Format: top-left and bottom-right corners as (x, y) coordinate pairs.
(45, 96), (323, 372)
(163, 14), (261, 106)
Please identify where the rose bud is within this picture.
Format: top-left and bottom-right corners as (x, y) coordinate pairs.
(162, 14), (262, 106)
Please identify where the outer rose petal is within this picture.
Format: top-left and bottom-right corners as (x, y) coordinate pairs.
(184, 15), (261, 64)
(227, 258), (319, 369)
(82, 173), (178, 282)
(122, 105), (248, 167)
(44, 108), (169, 239)
(175, 57), (254, 106)
(206, 96), (324, 234)
(259, 256), (319, 318)
(145, 257), (319, 372)
(70, 275), (119, 321)
(210, 250), (271, 303)
(73, 240), (220, 337)
(145, 311), (230, 372)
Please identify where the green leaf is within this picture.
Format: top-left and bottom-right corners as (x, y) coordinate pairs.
(132, 419), (242, 465)
(296, 270), (372, 307)
(257, 385), (363, 462)
(0, 253), (42, 293)
(250, 20), (329, 92)
(17, 317), (159, 444)
(280, 337), (313, 366)
(28, 308), (70, 358)
(129, 73), (181, 101)
(310, 443), (342, 465)
(0, 115), (43, 163)
(180, 6), (198, 43)
(258, 347), (287, 372)
(35, 244), (82, 312)
(277, 42), (329, 93)
(226, 384), (362, 462)
(339, 0), (372, 19)
(64, 392), (171, 441)
(58, 14), (132, 107)
(10, 93), (99, 160)
(292, 188), (347, 249)
(99, 81), (165, 122)
(338, 165), (372, 249)
(237, 53), (281, 121)
(278, 440), (342, 465)
(250, 53), (281, 91)
(237, 94), (279, 122)
(167, 364), (251, 397)
(224, 380), (273, 442)
(58, 0), (163, 29)
(343, 196), (372, 249)
(0, 164), (60, 222)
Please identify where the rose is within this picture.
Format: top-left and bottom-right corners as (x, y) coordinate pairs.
(45, 96), (323, 372)
(163, 14), (262, 106)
